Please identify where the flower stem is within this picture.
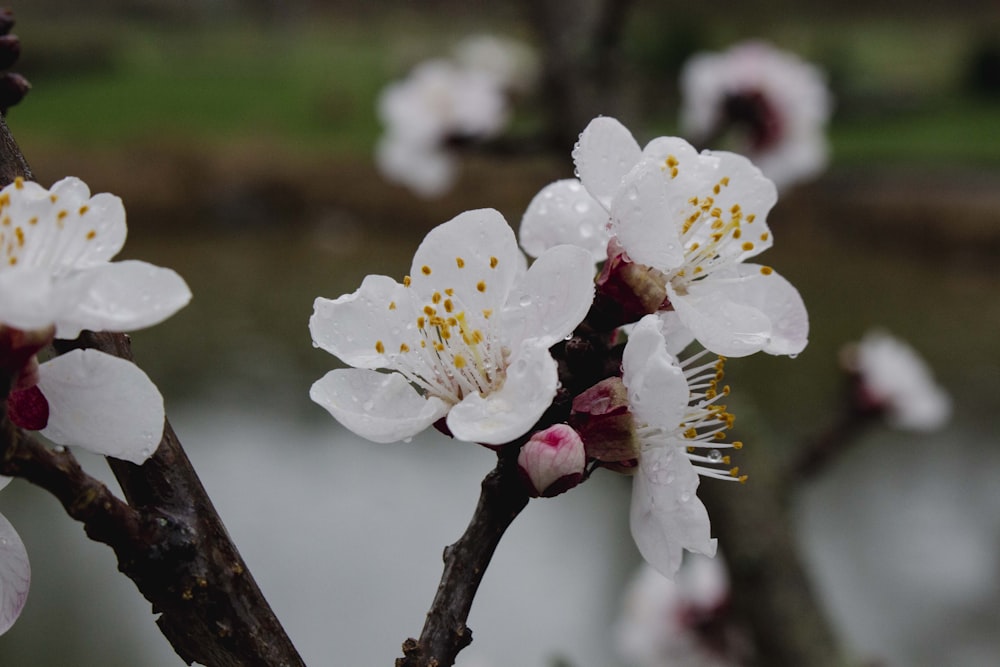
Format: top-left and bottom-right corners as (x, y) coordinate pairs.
(397, 445), (530, 667)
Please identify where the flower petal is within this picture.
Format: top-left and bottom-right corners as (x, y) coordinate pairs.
(310, 274), (413, 370)
(309, 368), (449, 443)
(55, 260), (192, 339)
(622, 315), (689, 431)
(0, 267), (58, 332)
(611, 162), (685, 271)
(410, 208), (520, 315)
(375, 134), (457, 199)
(501, 244), (595, 349)
(0, 511), (30, 636)
(671, 264), (808, 357)
(572, 116), (642, 209)
(447, 340), (558, 445)
(48, 179), (128, 267)
(630, 447), (716, 580)
(519, 179), (610, 261)
(37, 349), (164, 463)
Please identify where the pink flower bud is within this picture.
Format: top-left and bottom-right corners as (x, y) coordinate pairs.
(571, 377), (640, 467)
(517, 424), (586, 498)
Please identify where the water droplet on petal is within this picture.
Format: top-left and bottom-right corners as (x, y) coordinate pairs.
(707, 449), (723, 463)
(518, 294), (532, 307)
(573, 200), (590, 214)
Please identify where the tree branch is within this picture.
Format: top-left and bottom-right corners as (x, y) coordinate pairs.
(0, 113), (305, 666)
(397, 446), (530, 667)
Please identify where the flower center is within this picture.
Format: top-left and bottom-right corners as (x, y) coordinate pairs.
(638, 350), (746, 483)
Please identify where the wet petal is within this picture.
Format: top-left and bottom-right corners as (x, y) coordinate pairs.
(55, 260), (192, 340)
(611, 163), (685, 271)
(622, 316), (689, 431)
(630, 447), (716, 580)
(410, 209), (520, 315)
(447, 340), (558, 445)
(38, 350), (164, 464)
(572, 116), (641, 209)
(310, 274), (413, 370)
(667, 280), (772, 358)
(501, 244), (595, 349)
(519, 179), (610, 261)
(0, 511), (30, 636)
(0, 267), (58, 332)
(310, 368), (449, 444)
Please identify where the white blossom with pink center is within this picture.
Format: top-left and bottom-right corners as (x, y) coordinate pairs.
(679, 41), (832, 190)
(521, 117), (808, 357)
(310, 209), (594, 445)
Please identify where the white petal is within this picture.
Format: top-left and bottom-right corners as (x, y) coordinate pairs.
(0, 511), (30, 636)
(310, 368), (449, 444)
(410, 209), (520, 314)
(519, 179), (610, 261)
(447, 340), (558, 445)
(501, 244), (595, 349)
(611, 162), (685, 271)
(0, 267), (58, 331)
(621, 316), (690, 431)
(673, 264), (808, 357)
(54, 260), (192, 339)
(667, 280), (772, 358)
(49, 179), (128, 266)
(630, 447), (716, 580)
(309, 274), (413, 370)
(572, 116), (642, 209)
(0, 477), (9, 492)
(37, 350), (164, 464)
(375, 135), (457, 198)
(656, 311), (696, 356)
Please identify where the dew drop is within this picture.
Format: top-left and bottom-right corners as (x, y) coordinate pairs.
(788, 353), (799, 360)
(707, 449), (723, 463)
(53, 445), (66, 454)
(518, 294), (532, 307)
(680, 491), (692, 502)
(627, 186), (639, 201)
(567, 181), (582, 192)
(579, 222), (595, 239)
(362, 400), (375, 412)
(573, 200), (590, 214)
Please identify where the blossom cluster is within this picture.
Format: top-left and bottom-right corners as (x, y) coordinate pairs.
(375, 34), (538, 198)
(0, 176), (191, 635)
(313, 116), (808, 580)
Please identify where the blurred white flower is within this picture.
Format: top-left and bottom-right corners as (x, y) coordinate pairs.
(310, 208), (594, 445)
(452, 34), (539, 95)
(679, 41), (832, 190)
(616, 556), (733, 667)
(842, 329), (951, 431)
(375, 59), (509, 197)
(0, 477), (29, 637)
(521, 117), (808, 358)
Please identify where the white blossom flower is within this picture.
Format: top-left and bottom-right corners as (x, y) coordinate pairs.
(679, 41), (832, 190)
(375, 59), (509, 198)
(616, 556), (733, 667)
(310, 208), (594, 445)
(452, 34), (539, 95)
(843, 330), (951, 431)
(622, 315), (748, 578)
(0, 177), (191, 339)
(0, 477), (29, 637)
(0, 176), (190, 463)
(521, 117), (808, 357)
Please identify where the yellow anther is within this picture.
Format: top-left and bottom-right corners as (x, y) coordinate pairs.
(456, 257), (465, 268)
(28, 216), (37, 226)
(684, 427), (698, 439)
(714, 432), (726, 440)
(420, 340), (427, 348)
(1, 216), (8, 226)
(729, 466), (741, 477)
(375, 340), (385, 354)
(711, 219), (724, 230)
(732, 441), (743, 449)
(432, 292), (442, 304)
(49, 194), (58, 203)
(79, 205), (89, 215)
(399, 343), (410, 352)
(688, 242), (700, 251)
(417, 316), (425, 328)
(722, 455), (731, 464)
(760, 232), (769, 241)
(8, 257), (16, 265)
(687, 446), (695, 453)
(732, 228), (742, 239)
(720, 176), (730, 186)
(444, 299), (454, 313)
(713, 184), (721, 195)
(472, 330), (484, 343)
(666, 155), (679, 168)
(490, 256), (499, 268)
(57, 210), (68, 221)
(689, 196), (699, 206)
(15, 227), (24, 246)
(403, 276), (412, 287)
(482, 308), (493, 319)
(693, 266), (703, 274)
(0, 193), (8, 207)
(746, 214), (756, 223)
(433, 342), (445, 352)
(421, 265), (432, 275)
(388, 301), (397, 310)
(454, 354), (467, 369)
(741, 242), (754, 252)
(447, 317), (458, 327)
(730, 204), (741, 215)
(445, 288), (454, 296)
(476, 281), (486, 293)
(760, 266), (773, 275)
(13, 177), (23, 189)
(423, 305), (436, 316)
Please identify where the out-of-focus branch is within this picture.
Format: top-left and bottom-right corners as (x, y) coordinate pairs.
(0, 113), (305, 666)
(397, 446), (530, 667)
(524, 0), (637, 151)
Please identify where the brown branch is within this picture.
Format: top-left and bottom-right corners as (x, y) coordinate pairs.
(397, 447), (530, 667)
(0, 108), (304, 665)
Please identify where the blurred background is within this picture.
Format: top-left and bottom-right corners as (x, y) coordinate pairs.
(1, 0), (999, 665)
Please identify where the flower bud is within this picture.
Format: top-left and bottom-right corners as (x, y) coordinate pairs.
(517, 424), (586, 498)
(589, 239), (669, 331)
(571, 377), (640, 468)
